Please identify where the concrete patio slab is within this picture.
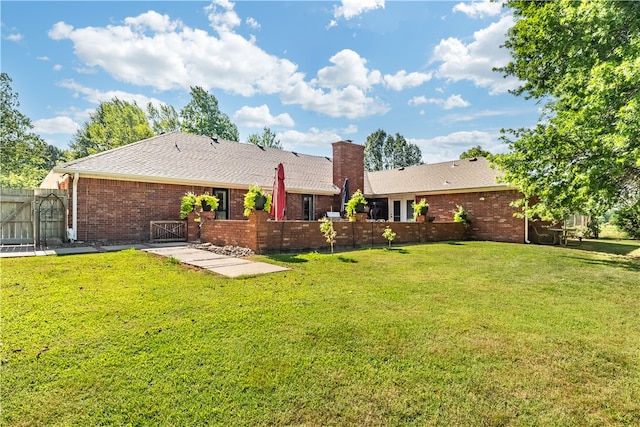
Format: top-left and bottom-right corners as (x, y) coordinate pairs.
(102, 244), (148, 252)
(211, 262), (289, 278)
(54, 246), (100, 255)
(141, 245), (288, 277)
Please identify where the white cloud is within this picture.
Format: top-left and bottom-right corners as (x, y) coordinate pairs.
(6, 33), (23, 42)
(408, 96), (428, 106)
(279, 127), (343, 152)
(233, 105), (295, 127)
(383, 70), (432, 91)
(57, 79), (166, 109)
(49, 11), (301, 96)
(205, 0), (241, 33)
(431, 15), (518, 94)
(343, 124), (358, 134)
(37, 56), (50, 61)
(48, 2), (421, 120)
(443, 94), (470, 109)
(409, 130), (505, 163)
(316, 49), (381, 90)
(408, 94), (470, 109)
(53, 64), (63, 71)
(246, 17), (260, 30)
(453, 0), (503, 19)
(281, 81), (389, 119)
(333, 0), (385, 21)
(124, 10), (181, 32)
(33, 116), (80, 135)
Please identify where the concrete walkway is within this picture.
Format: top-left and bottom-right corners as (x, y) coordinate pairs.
(0, 242), (288, 278)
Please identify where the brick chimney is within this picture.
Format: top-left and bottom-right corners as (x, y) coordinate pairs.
(332, 140), (365, 197)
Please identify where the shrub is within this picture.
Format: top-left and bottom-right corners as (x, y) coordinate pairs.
(453, 205), (469, 227)
(382, 226), (396, 248)
(611, 203), (640, 239)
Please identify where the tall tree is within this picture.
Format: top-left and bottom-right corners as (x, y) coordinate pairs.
(180, 86), (239, 141)
(364, 129), (422, 171)
(460, 145), (491, 159)
(493, 0), (640, 220)
(364, 129), (386, 171)
(147, 102), (180, 135)
(70, 98), (153, 159)
(0, 72), (51, 188)
(246, 126), (282, 149)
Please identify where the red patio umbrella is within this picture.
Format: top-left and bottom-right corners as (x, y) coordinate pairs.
(270, 163), (286, 220)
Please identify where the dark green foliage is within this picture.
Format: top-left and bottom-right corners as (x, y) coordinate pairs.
(180, 86), (239, 141)
(612, 203), (640, 239)
(69, 98), (153, 159)
(0, 73), (59, 188)
(147, 102), (181, 134)
(460, 145), (491, 159)
(494, 0), (640, 221)
(246, 126), (282, 149)
(364, 129), (422, 171)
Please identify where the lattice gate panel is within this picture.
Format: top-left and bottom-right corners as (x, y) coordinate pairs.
(150, 221), (187, 242)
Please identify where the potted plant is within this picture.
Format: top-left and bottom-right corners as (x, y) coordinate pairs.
(243, 185), (272, 217)
(181, 192), (219, 221)
(345, 189), (367, 221)
(412, 199), (429, 221)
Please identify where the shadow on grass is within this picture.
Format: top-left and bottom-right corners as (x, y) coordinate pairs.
(566, 239), (639, 257)
(562, 239), (640, 272)
(267, 254), (308, 264)
(337, 255), (357, 263)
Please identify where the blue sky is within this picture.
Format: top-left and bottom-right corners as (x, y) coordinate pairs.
(2, 0), (540, 163)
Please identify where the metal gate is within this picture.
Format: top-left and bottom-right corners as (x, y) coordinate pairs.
(1, 188), (68, 245)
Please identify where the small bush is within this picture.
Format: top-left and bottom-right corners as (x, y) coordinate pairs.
(611, 203), (640, 239)
(382, 226), (396, 248)
(453, 205), (469, 227)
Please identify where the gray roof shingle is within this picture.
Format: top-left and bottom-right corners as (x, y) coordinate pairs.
(54, 132), (339, 194)
(364, 157), (508, 196)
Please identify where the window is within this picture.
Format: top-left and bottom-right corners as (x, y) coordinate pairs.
(213, 188), (228, 219)
(302, 195), (314, 220)
(406, 200), (415, 221)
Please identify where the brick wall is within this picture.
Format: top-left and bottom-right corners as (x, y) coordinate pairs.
(64, 176), (523, 245)
(199, 212), (466, 254)
(65, 177), (213, 242)
(416, 189), (525, 243)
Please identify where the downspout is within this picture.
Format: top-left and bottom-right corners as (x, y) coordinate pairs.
(69, 172), (79, 242)
(524, 199), (530, 244)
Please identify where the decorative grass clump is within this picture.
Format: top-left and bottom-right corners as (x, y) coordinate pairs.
(2, 241), (639, 425)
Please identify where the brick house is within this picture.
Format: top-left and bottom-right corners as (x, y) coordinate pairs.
(44, 131), (527, 244)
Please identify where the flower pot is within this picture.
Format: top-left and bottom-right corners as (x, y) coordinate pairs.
(254, 195), (267, 211)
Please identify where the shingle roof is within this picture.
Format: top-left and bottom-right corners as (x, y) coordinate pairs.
(364, 157), (508, 196)
(54, 132), (339, 194)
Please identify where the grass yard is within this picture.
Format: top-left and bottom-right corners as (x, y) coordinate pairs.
(2, 241), (639, 426)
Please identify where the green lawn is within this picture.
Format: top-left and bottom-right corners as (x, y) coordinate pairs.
(2, 241), (639, 426)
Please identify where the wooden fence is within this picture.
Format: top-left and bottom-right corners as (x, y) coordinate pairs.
(1, 188), (68, 245)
